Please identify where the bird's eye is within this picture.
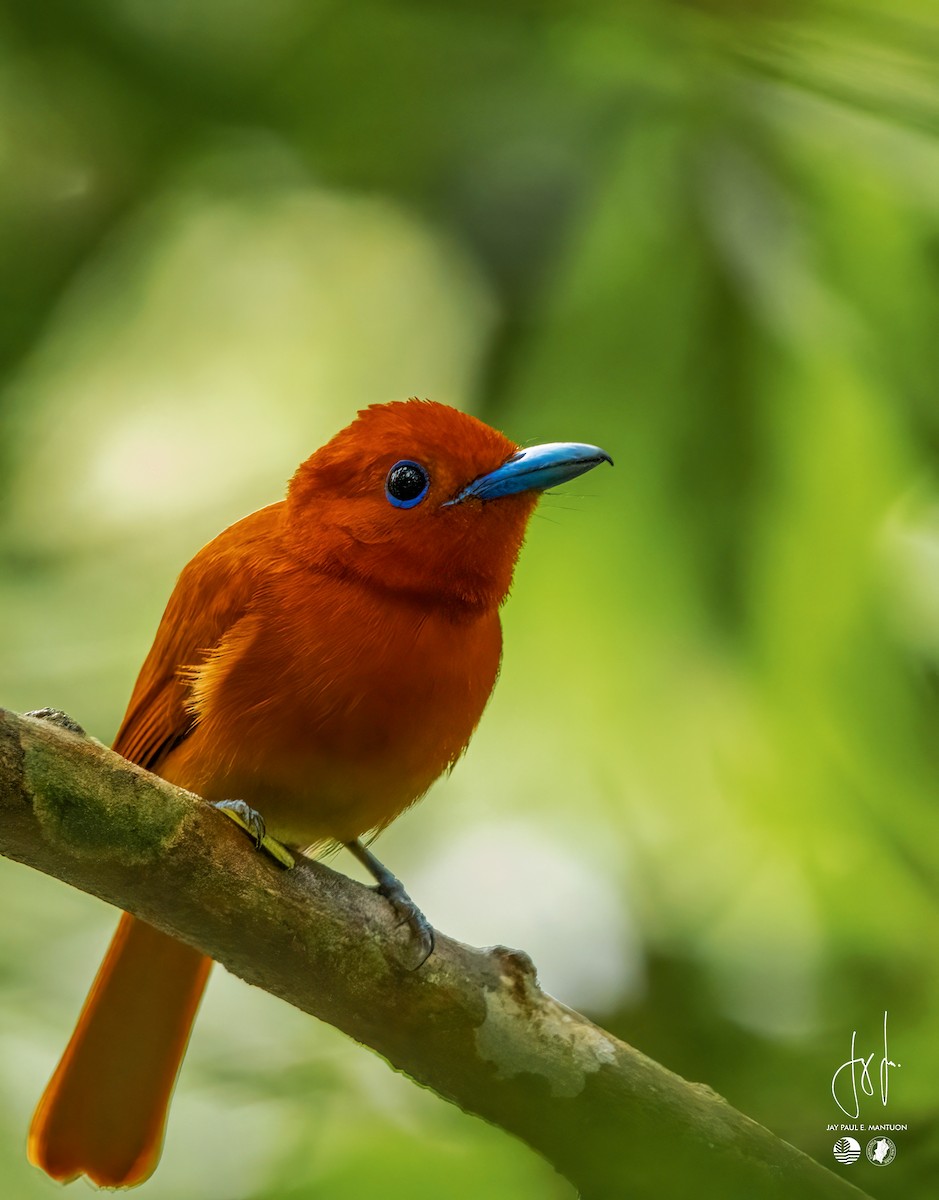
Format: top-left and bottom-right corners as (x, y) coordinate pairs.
(385, 460), (430, 509)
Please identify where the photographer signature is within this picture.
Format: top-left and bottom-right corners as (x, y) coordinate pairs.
(831, 1011), (899, 1119)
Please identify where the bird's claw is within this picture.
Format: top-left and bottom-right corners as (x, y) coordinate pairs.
(345, 840), (434, 968)
(213, 800), (295, 869)
(214, 798), (265, 846)
(26, 708), (86, 736)
(375, 877), (435, 969)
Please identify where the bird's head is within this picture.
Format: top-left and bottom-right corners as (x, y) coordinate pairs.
(286, 399), (611, 612)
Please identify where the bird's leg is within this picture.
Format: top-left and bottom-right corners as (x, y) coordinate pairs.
(213, 800), (295, 869)
(346, 839), (435, 967)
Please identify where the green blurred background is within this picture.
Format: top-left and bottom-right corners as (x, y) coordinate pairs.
(2, 2), (939, 1197)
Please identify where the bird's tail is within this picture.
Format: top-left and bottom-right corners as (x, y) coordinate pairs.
(28, 912), (212, 1188)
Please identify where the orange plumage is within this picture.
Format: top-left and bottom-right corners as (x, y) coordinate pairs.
(28, 399), (610, 1186)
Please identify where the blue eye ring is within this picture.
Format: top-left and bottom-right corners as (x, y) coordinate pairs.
(385, 460), (430, 509)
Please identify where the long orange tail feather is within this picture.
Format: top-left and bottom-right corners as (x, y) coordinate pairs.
(28, 913), (212, 1188)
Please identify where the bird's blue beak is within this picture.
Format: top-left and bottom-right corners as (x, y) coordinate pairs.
(447, 442), (613, 505)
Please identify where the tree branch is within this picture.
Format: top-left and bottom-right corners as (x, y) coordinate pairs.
(0, 706), (870, 1200)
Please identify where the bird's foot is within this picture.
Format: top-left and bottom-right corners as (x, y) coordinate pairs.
(214, 798), (265, 846)
(213, 800), (295, 869)
(376, 875), (435, 968)
(26, 708), (86, 736)
(346, 839), (435, 968)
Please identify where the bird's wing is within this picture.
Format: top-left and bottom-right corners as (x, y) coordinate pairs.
(112, 503), (283, 772)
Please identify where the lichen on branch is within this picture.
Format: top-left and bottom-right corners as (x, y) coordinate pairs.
(0, 707), (871, 1200)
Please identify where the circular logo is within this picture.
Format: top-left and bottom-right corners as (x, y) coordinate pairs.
(833, 1137), (861, 1164)
(866, 1136), (897, 1165)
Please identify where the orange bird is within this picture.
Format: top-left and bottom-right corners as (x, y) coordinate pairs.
(28, 399), (611, 1187)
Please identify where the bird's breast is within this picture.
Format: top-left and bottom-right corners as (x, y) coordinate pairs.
(161, 571), (503, 844)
